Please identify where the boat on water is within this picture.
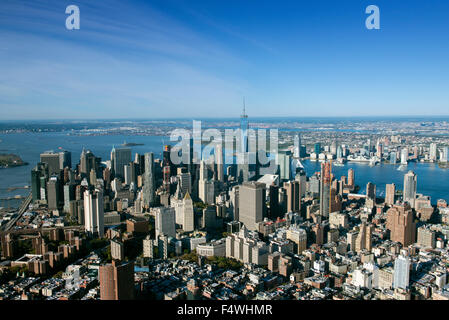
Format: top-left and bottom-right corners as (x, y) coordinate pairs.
(121, 141), (144, 147)
(347, 155), (371, 163)
(333, 162), (344, 167)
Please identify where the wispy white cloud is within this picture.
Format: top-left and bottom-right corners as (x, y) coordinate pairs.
(0, 0), (251, 119)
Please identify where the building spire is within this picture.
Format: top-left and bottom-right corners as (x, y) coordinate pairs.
(241, 97), (247, 118)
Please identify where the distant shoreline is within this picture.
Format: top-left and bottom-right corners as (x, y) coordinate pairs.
(0, 153), (28, 168)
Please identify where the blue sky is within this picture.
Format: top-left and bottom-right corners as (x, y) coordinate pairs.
(0, 0), (449, 120)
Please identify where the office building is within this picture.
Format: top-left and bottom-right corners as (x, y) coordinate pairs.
(46, 176), (61, 211)
(284, 180), (300, 213)
(278, 151), (291, 181)
(155, 207), (176, 238)
(40, 151), (61, 176)
(111, 147), (132, 181)
(80, 149), (100, 178)
(238, 182), (266, 231)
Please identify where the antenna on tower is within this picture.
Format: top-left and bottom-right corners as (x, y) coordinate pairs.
(241, 97), (247, 118)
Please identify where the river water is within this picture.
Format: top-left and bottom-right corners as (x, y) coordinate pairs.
(0, 132), (448, 207)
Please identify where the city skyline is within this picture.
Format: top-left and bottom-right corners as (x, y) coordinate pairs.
(1, 0), (449, 120)
(3, 0), (449, 304)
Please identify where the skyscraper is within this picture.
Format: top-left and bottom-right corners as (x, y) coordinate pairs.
(400, 148), (408, 165)
(284, 181), (300, 214)
(314, 143), (321, 155)
(390, 151), (397, 165)
(58, 150), (72, 170)
(99, 260), (134, 300)
(441, 146), (449, 163)
(240, 99), (249, 154)
(347, 168), (355, 189)
(182, 192), (194, 232)
(155, 207), (176, 238)
(329, 185), (342, 214)
(393, 254), (411, 290)
(83, 188), (104, 238)
(236, 102), (251, 183)
(355, 222), (373, 253)
(80, 149), (99, 178)
(216, 143), (224, 182)
(238, 182), (266, 231)
(268, 185), (280, 220)
(320, 161), (331, 217)
(386, 203), (416, 246)
(278, 151), (291, 181)
(40, 151), (61, 176)
(429, 143), (437, 161)
(403, 171), (417, 208)
(366, 182), (376, 201)
(385, 183), (396, 206)
(198, 160), (216, 204)
(46, 176), (61, 211)
(31, 162), (48, 202)
(294, 134), (301, 158)
(178, 172), (192, 195)
(111, 147), (132, 181)
(142, 152), (155, 208)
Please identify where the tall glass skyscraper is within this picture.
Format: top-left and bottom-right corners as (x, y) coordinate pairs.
(393, 254), (411, 290)
(240, 101), (249, 153)
(403, 170), (417, 208)
(237, 101), (250, 183)
(143, 152), (155, 208)
(111, 146), (132, 181)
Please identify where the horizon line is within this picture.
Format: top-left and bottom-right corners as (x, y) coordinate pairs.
(2, 115), (449, 122)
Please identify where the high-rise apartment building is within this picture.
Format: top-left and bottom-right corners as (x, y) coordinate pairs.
(403, 171), (417, 208)
(386, 203), (416, 246)
(99, 260), (134, 300)
(83, 188), (104, 238)
(111, 238), (125, 261)
(142, 152), (156, 208)
(393, 254), (410, 290)
(417, 226), (435, 248)
(385, 183), (396, 206)
(366, 182), (376, 201)
(429, 143), (437, 161)
(320, 161), (331, 217)
(347, 168), (355, 188)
